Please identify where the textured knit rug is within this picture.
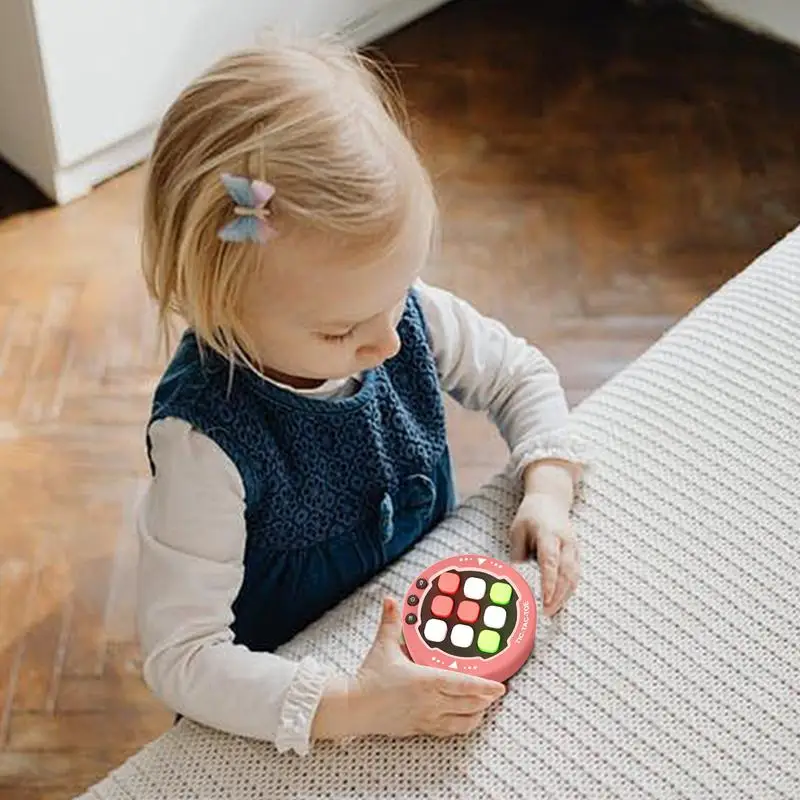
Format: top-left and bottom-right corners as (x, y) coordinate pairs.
(77, 228), (800, 800)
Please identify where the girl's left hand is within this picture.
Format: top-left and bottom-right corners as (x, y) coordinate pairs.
(509, 491), (580, 616)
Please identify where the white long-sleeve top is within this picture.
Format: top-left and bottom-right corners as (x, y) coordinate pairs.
(137, 282), (584, 755)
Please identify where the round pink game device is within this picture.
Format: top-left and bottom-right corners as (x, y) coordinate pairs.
(402, 554), (536, 683)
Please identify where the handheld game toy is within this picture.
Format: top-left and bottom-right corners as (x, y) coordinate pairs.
(402, 554), (536, 683)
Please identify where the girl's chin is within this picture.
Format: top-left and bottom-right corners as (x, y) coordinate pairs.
(263, 361), (364, 387)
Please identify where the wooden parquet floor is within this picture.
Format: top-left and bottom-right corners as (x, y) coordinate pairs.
(2, 0), (800, 796)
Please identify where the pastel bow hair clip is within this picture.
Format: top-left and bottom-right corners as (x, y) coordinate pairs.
(217, 173), (277, 244)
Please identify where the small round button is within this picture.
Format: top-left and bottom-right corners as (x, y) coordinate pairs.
(405, 613), (417, 625)
(416, 578), (428, 590)
(407, 594), (419, 606)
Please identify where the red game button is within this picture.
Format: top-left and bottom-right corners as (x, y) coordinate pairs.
(456, 600), (480, 624)
(437, 572), (460, 595)
(431, 595), (454, 618)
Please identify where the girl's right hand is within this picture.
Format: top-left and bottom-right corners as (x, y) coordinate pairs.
(312, 597), (506, 741)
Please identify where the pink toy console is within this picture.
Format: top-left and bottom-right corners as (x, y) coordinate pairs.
(402, 554), (536, 683)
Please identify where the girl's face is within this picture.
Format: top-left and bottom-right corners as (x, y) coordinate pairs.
(239, 226), (429, 387)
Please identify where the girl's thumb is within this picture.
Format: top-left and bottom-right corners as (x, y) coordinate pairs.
(376, 596), (401, 642)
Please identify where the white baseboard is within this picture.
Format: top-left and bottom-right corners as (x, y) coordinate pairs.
(341, 0), (455, 46)
(52, 125), (156, 204)
(694, 1), (800, 50)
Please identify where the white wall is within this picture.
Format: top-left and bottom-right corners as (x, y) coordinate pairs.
(702, 1), (800, 48)
(32, 0), (311, 170)
(29, 0), (453, 172)
(0, 0), (57, 196)
(1, 0), (453, 203)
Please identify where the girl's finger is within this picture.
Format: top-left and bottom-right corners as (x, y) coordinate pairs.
(398, 636), (410, 659)
(435, 673), (505, 700)
(536, 530), (560, 605)
(545, 541), (579, 615)
(509, 517), (533, 562)
(545, 571), (570, 615)
(433, 712), (486, 736)
(437, 691), (499, 716)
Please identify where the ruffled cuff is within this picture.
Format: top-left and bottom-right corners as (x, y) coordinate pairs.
(511, 427), (590, 483)
(274, 656), (332, 756)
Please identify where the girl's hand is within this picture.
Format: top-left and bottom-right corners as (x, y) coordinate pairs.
(312, 598), (505, 742)
(510, 487), (580, 617)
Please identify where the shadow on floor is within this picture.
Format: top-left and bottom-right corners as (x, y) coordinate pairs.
(0, 159), (51, 221)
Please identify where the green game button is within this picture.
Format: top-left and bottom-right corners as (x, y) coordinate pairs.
(477, 629), (500, 654)
(489, 581), (512, 605)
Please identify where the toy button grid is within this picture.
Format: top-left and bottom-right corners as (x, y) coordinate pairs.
(419, 571), (513, 655)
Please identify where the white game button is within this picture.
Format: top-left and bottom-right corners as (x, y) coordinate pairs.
(463, 577), (486, 600)
(424, 618), (448, 642)
(484, 606), (507, 629)
(450, 624), (474, 648)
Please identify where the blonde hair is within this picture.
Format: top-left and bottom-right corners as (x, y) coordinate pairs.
(142, 34), (436, 364)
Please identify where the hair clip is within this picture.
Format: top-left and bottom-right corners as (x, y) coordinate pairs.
(218, 173), (277, 244)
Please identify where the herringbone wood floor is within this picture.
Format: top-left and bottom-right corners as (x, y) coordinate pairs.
(2, 0), (800, 797)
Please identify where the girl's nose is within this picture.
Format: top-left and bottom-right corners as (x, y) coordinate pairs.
(357, 326), (401, 366)
(379, 328), (402, 360)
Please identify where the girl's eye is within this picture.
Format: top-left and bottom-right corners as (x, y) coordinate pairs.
(320, 329), (356, 344)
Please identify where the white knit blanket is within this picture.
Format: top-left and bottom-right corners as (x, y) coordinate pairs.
(78, 229), (800, 800)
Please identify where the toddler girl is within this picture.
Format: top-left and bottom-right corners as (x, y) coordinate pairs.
(137, 36), (585, 756)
